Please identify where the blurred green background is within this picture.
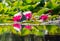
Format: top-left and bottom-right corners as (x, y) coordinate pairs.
(0, 0), (60, 36)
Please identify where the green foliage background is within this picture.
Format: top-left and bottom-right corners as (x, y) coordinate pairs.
(0, 0), (60, 36)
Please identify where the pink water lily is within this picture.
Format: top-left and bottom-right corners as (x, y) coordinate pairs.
(25, 25), (32, 30)
(25, 13), (32, 20)
(13, 15), (22, 21)
(23, 11), (32, 20)
(13, 12), (22, 22)
(39, 14), (48, 21)
(13, 24), (22, 31)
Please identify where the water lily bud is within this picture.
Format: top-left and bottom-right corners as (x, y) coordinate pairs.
(23, 11), (32, 20)
(13, 24), (22, 32)
(48, 10), (53, 13)
(13, 12), (22, 22)
(25, 25), (32, 30)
